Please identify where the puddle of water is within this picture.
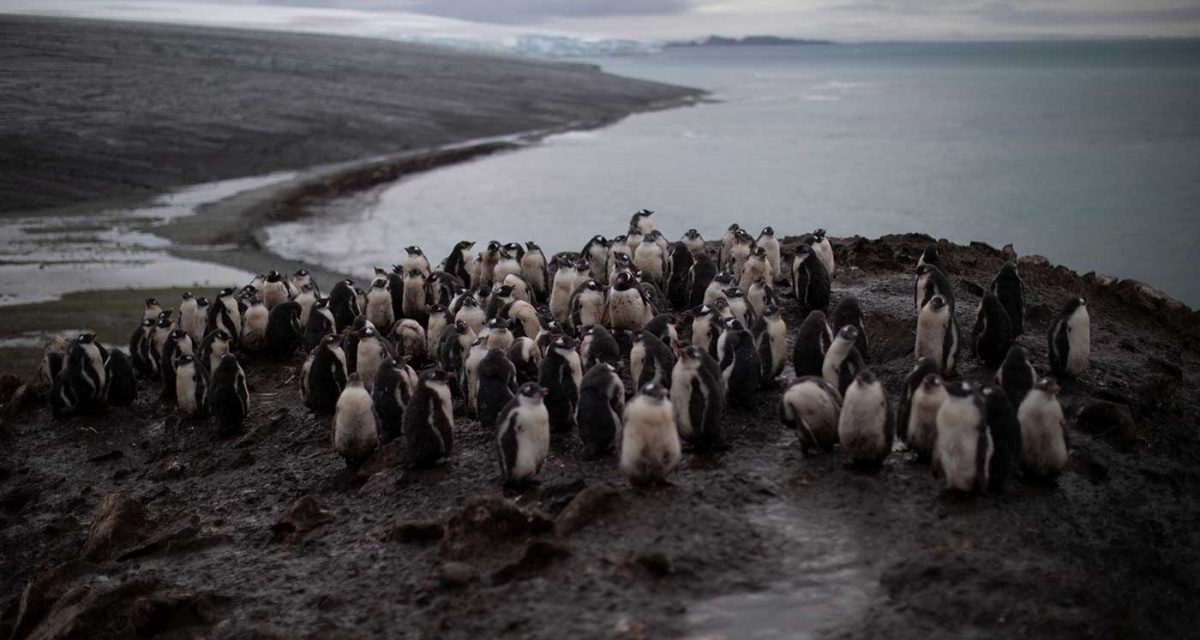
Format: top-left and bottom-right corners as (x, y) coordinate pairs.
(686, 502), (875, 639)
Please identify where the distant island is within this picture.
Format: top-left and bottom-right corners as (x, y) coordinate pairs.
(667, 35), (834, 47)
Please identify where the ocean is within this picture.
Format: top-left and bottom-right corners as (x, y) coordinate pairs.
(265, 40), (1200, 307)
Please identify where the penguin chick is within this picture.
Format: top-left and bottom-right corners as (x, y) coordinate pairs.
(630, 208), (655, 235)
(390, 318), (427, 365)
(327, 279), (360, 332)
(372, 357), (414, 444)
(521, 241), (549, 303)
(915, 294), (960, 376)
(301, 334), (348, 414)
(128, 318), (156, 378)
(631, 329), (676, 390)
(690, 304), (723, 362)
(304, 297), (336, 349)
(143, 297), (163, 323)
(906, 373), (948, 462)
(620, 382), (682, 486)
(829, 296), (869, 363)
(580, 324), (621, 371)
(496, 383), (551, 485)
(896, 356), (939, 444)
(792, 310), (832, 379)
(981, 385), (1022, 493)
(990, 261), (1025, 335)
(670, 344), (725, 451)
(666, 240), (695, 309)
(752, 304), (786, 383)
(477, 347), (518, 431)
(779, 376), (842, 455)
(1048, 297), (1090, 378)
(103, 349), (137, 407)
(50, 333), (108, 417)
(538, 335), (583, 433)
(207, 353), (249, 435)
(719, 223), (740, 269)
(333, 373), (380, 467)
(717, 318), (761, 408)
(995, 345), (1037, 408)
(508, 336), (541, 385)
(686, 252), (717, 308)
(577, 363), (626, 457)
(403, 369), (455, 468)
(917, 243), (939, 269)
(1017, 377), (1069, 480)
(822, 325), (865, 395)
(260, 271), (290, 310)
(914, 263), (954, 314)
(603, 272), (646, 331)
(933, 381), (991, 493)
(810, 229), (835, 276)
(240, 296), (269, 351)
(792, 244), (831, 314)
(837, 370), (893, 468)
(972, 292), (1014, 369)
(265, 300), (303, 360)
(355, 325), (393, 392)
(174, 354), (208, 417)
(159, 329), (194, 402)
(365, 276), (394, 332)
(207, 288), (241, 347)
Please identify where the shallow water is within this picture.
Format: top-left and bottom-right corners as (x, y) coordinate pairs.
(264, 41), (1200, 307)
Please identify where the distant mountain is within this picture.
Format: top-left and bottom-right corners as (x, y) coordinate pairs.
(667, 35), (833, 47)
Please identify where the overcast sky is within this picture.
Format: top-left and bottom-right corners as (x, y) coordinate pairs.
(44, 0), (1200, 39)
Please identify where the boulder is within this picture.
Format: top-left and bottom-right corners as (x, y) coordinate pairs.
(270, 496), (331, 544)
(82, 493), (151, 561)
(1075, 400), (1139, 451)
(492, 541), (571, 585)
(437, 562), (480, 589)
(440, 494), (534, 560)
(554, 482), (623, 537)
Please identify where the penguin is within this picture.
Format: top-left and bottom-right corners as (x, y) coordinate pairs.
(752, 303), (787, 383)
(521, 241), (549, 303)
(822, 325), (866, 395)
(605, 271), (650, 331)
(442, 240), (475, 285)
(792, 310), (833, 379)
(304, 297), (336, 349)
(103, 349), (137, 407)
(642, 313), (680, 355)
(580, 324), (621, 370)
(972, 292), (1014, 368)
(484, 318), (515, 352)
(678, 228), (704, 255)
(915, 294), (960, 376)
(354, 286), (369, 320)
(829, 296), (869, 363)
(535, 316), (564, 354)
(265, 300), (302, 360)
(301, 334), (348, 414)
(686, 251), (718, 308)
(630, 208), (655, 235)
(476, 347), (518, 431)
(372, 357), (414, 444)
(624, 230), (643, 256)
(906, 373), (948, 462)
(207, 288), (241, 346)
(426, 271), (462, 308)
(508, 336), (541, 385)
(726, 228), (754, 276)
(327, 279), (359, 332)
(499, 299), (540, 340)
(259, 271), (290, 310)
(390, 318), (427, 365)
(129, 318), (156, 377)
(437, 320), (476, 387)
(1048, 297), (1090, 378)
(670, 344), (725, 451)
(500, 272), (533, 308)
(493, 245), (523, 286)
(739, 245), (773, 293)
(914, 264), (954, 314)
(933, 381), (991, 493)
(576, 363), (626, 457)
(178, 292), (198, 341)
(745, 277), (775, 321)
(174, 354), (208, 417)
(159, 329), (194, 401)
(718, 223), (740, 269)
(896, 356), (939, 444)
(493, 382), (551, 485)
(386, 267), (407, 323)
(722, 287), (754, 329)
(402, 270), (429, 326)
(477, 240), (503, 288)
(756, 226), (782, 282)
(620, 382), (682, 485)
(703, 271), (734, 307)
(549, 260), (580, 323)
(403, 245), (432, 277)
(365, 277), (394, 331)
(355, 325), (393, 391)
(809, 229), (835, 276)
(637, 276), (667, 316)
(690, 304), (723, 361)
(990, 262), (1025, 335)
(462, 336), (490, 417)
(538, 334), (583, 432)
(142, 297), (163, 323)
(200, 329), (233, 376)
(454, 293), (486, 335)
(666, 239), (695, 309)
(50, 333), (108, 416)
(995, 345), (1037, 408)
(207, 353), (249, 435)
(425, 304), (454, 356)
(402, 369), (455, 467)
(40, 335), (71, 389)
(791, 244), (831, 314)
(917, 243), (939, 269)
(333, 373), (380, 466)
(1017, 377), (1069, 479)
(570, 279), (607, 332)
(980, 385), (1021, 493)
(148, 311), (175, 379)
(188, 297), (210, 345)
(290, 269), (321, 298)
(779, 376), (842, 455)
(240, 296), (269, 351)
(837, 370), (893, 468)
(630, 330), (675, 390)
(717, 318), (761, 408)
(633, 232), (667, 289)
(581, 235), (611, 281)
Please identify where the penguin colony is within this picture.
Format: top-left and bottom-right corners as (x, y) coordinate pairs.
(43, 209), (1090, 492)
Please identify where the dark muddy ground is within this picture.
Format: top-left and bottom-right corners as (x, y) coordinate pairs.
(0, 16), (699, 214)
(1, 235), (1198, 639)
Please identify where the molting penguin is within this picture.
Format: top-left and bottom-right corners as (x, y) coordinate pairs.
(829, 296), (869, 363)
(746, 277), (775, 321)
(580, 324), (621, 370)
(630, 208), (655, 235)
(896, 356), (939, 445)
(726, 228), (754, 277)
(355, 325), (393, 391)
(1048, 297), (1090, 378)
(304, 297), (335, 349)
(143, 297), (163, 323)
(621, 382), (682, 486)
(290, 269), (320, 298)
(779, 376), (842, 455)
(103, 349), (137, 407)
(478, 240), (503, 288)
(265, 300), (303, 360)
(40, 335), (70, 389)
(933, 381), (991, 493)
(722, 287), (754, 329)
(365, 276), (394, 331)
(990, 261), (1025, 335)
(260, 271), (290, 310)
(437, 320), (476, 389)
(327, 279), (360, 332)
(425, 304), (453, 355)
(201, 329), (233, 376)
(603, 271), (648, 331)
(443, 240), (475, 285)
(391, 318), (427, 365)
(792, 310), (833, 378)
(752, 304), (787, 383)
(686, 251), (718, 308)
(717, 318), (761, 408)
(1017, 377), (1069, 480)
(402, 269), (429, 326)
(972, 292), (1014, 368)
(495, 382), (551, 485)
(837, 370), (893, 468)
(462, 336), (489, 417)
(791, 244), (831, 314)
(403, 369), (455, 468)
(549, 260), (579, 324)
(174, 354), (207, 417)
(188, 297), (210, 344)
(756, 226), (782, 282)
(403, 245), (432, 277)
(995, 345), (1037, 408)
(301, 334), (348, 414)
(915, 294), (960, 376)
(810, 229), (835, 276)
(50, 333), (108, 417)
(508, 336), (541, 385)
(914, 264), (954, 314)
(476, 347), (518, 431)
(633, 231), (667, 289)
(670, 344), (725, 451)
(207, 353), (249, 435)
(739, 245), (773, 293)
(581, 235), (611, 283)
(538, 334), (583, 432)
(905, 373), (948, 463)
(577, 363), (626, 457)
(484, 317), (515, 351)
(690, 304), (723, 361)
(494, 245), (524, 286)
(719, 223), (740, 269)
(333, 373), (380, 466)
(980, 385), (1021, 492)
(240, 296), (269, 351)
(642, 313), (681, 355)
(822, 325), (866, 395)
(630, 329), (675, 390)
(372, 357), (415, 443)
(207, 288), (241, 347)
(499, 298), (540, 340)
(569, 279), (606, 332)
(522, 241), (549, 303)
(454, 293), (486, 335)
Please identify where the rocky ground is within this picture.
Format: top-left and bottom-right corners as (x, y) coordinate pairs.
(1, 234), (1198, 639)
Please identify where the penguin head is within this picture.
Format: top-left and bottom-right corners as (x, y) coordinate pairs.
(635, 208), (653, 219)
(762, 304), (780, 318)
(920, 374), (943, 392)
(294, 269), (310, 278)
(945, 381), (976, 397)
(169, 328), (187, 341)
(76, 332), (97, 345)
(694, 304), (712, 318)
(1062, 297), (1086, 316)
(838, 325), (859, 341)
(248, 296), (264, 307)
(1003, 345), (1029, 365)
(573, 259), (591, 274)
(525, 241), (541, 252)
(714, 271), (734, 285)
(553, 335), (577, 351)
(343, 278), (355, 287)
(723, 318), (744, 332)
(214, 329), (232, 342)
(710, 297), (729, 312)
(156, 313), (174, 328)
(314, 297), (330, 310)
(374, 266), (389, 277)
(145, 298), (160, 308)
(681, 344), (703, 361)
(486, 240), (502, 254)
(370, 277), (387, 290)
(408, 269), (425, 281)
(196, 297), (210, 307)
(141, 318), (155, 329)
(423, 369), (453, 385)
(495, 284), (514, 298)
(614, 272), (635, 290)
(613, 252), (632, 267)
(998, 261), (1019, 278)
(927, 295), (947, 312)
(760, 226), (775, 237)
(854, 369), (878, 387)
(630, 330), (644, 344)
(639, 381), (668, 400)
(813, 228), (827, 239)
(611, 234), (627, 246)
(503, 242), (523, 255)
(685, 229), (701, 240)
(723, 287), (744, 299)
(455, 240), (474, 251)
(361, 326), (377, 340)
(488, 318), (510, 333)
(346, 372), (363, 387)
(218, 287), (236, 298)
(181, 291), (193, 301)
(1034, 377), (1061, 395)
(405, 245), (423, 256)
(735, 229), (754, 243)
(454, 320), (469, 334)
(321, 334), (342, 349)
(174, 353), (194, 367)
(727, 223), (740, 232)
(266, 271), (282, 282)
(753, 246), (768, 258)
(518, 382), (547, 400)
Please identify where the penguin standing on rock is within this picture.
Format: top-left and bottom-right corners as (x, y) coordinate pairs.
(990, 262), (1025, 335)
(496, 382), (551, 485)
(837, 370), (893, 468)
(621, 382), (682, 486)
(207, 353), (249, 435)
(1048, 297), (1090, 378)
(301, 335), (348, 414)
(917, 243), (939, 269)
(779, 377), (842, 455)
(972, 292), (1014, 368)
(717, 318), (761, 408)
(403, 369), (456, 468)
(333, 374), (380, 467)
(792, 244), (831, 314)
(630, 330), (675, 390)
(576, 363), (626, 457)
(539, 335), (583, 432)
(914, 264), (954, 313)
(822, 325), (865, 395)
(915, 295), (959, 376)
(810, 229), (835, 276)
(792, 310), (833, 378)
(933, 382), (991, 493)
(996, 346), (1037, 408)
(904, 373), (948, 462)
(174, 354), (207, 417)
(476, 348), (518, 431)
(1018, 377), (1069, 480)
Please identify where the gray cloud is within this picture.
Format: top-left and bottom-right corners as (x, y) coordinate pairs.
(256, 0), (693, 24)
